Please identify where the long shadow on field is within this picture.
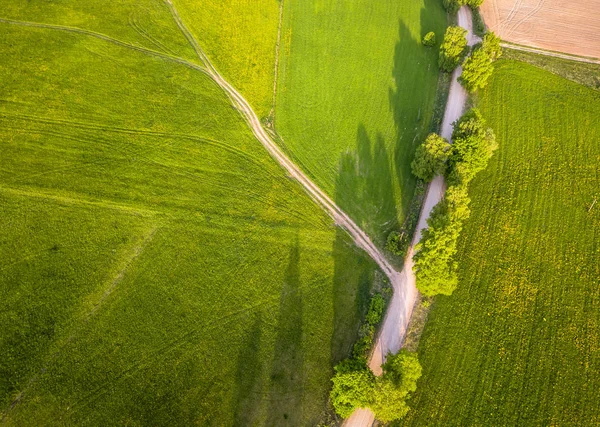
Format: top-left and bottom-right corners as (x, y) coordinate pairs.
(329, 226), (374, 365)
(232, 314), (264, 426)
(330, 128), (384, 365)
(388, 19), (433, 220)
(265, 237), (304, 426)
(336, 125), (400, 246)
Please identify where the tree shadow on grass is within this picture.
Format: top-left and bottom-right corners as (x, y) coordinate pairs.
(265, 237), (304, 426)
(389, 20), (428, 224)
(232, 314), (264, 426)
(336, 124), (399, 247)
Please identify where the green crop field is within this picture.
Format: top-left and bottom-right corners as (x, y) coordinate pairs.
(403, 61), (600, 426)
(0, 3), (379, 425)
(275, 0), (447, 244)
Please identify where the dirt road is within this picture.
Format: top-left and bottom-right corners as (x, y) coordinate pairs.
(344, 7), (477, 426)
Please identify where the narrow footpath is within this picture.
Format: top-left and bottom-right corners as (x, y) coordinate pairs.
(345, 7), (479, 426)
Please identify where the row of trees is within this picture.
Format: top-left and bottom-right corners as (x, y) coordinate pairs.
(330, 350), (422, 422)
(411, 109), (497, 296)
(438, 24), (502, 92)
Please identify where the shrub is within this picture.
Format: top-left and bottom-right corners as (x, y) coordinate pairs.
(438, 26), (468, 72)
(444, 0), (485, 13)
(366, 294), (386, 326)
(422, 31), (436, 47)
(386, 230), (409, 257)
(411, 133), (451, 181)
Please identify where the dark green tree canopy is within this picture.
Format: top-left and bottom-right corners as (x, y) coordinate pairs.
(411, 133), (451, 182)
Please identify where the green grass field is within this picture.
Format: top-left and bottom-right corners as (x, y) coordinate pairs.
(0, 5), (378, 425)
(275, 0), (447, 245)
(172, 0), (281, 119)
(402, 61), (600, 426)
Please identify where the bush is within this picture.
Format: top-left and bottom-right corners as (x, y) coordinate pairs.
(411, 133), (451, 181)
(386, 230), (409, 257)
(438, 26), (468, 72)
(444, 0), (485, 13)
(366, 294), (385, 326)
(422, 31), (436, 47)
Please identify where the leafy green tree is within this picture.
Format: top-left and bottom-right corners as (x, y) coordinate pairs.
(447, 108), (497, 185)
(459, 32), (502, 92)
(459, 48), (494, 92)
(330, 366), (375, 418)
(371, 351), (422, 422)
(422, 31), (436, 47)
(413, 186), (470, 296)
(481, 31), (502, 60)
(438, 26), (468, 72)
(411, 133), (450, 181)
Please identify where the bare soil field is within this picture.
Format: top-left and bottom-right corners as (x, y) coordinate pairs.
(481, 0), (600, 59)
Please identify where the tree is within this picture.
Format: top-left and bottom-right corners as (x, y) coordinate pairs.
(459, 48), (494, 92)
(447, 108), (497, 185)
(370, 351), (422, 422)
(422, 31), (436, 47)
(330, 366), (375, 418)
(438, 26), (468, 72)
(481, 31), (502, 60)
(412, 186), (470, 296)
(459, 32), (502, 92)
(411, 133), (450, 181)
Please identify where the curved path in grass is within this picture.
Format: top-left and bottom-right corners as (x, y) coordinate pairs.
(164, 0), (402, 283)
(346, 6), (479, 426)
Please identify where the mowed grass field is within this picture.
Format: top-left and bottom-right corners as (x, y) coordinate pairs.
(275, 0), (447, 244)
(0, 3), (378, 425)
(403, 61), (600, 425)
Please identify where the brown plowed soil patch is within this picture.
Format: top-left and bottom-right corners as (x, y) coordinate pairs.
(480, 0), (600, 59)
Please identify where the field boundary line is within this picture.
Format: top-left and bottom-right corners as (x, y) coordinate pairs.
(500, 42), (600, 64)
(0, 18), (210, 74)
